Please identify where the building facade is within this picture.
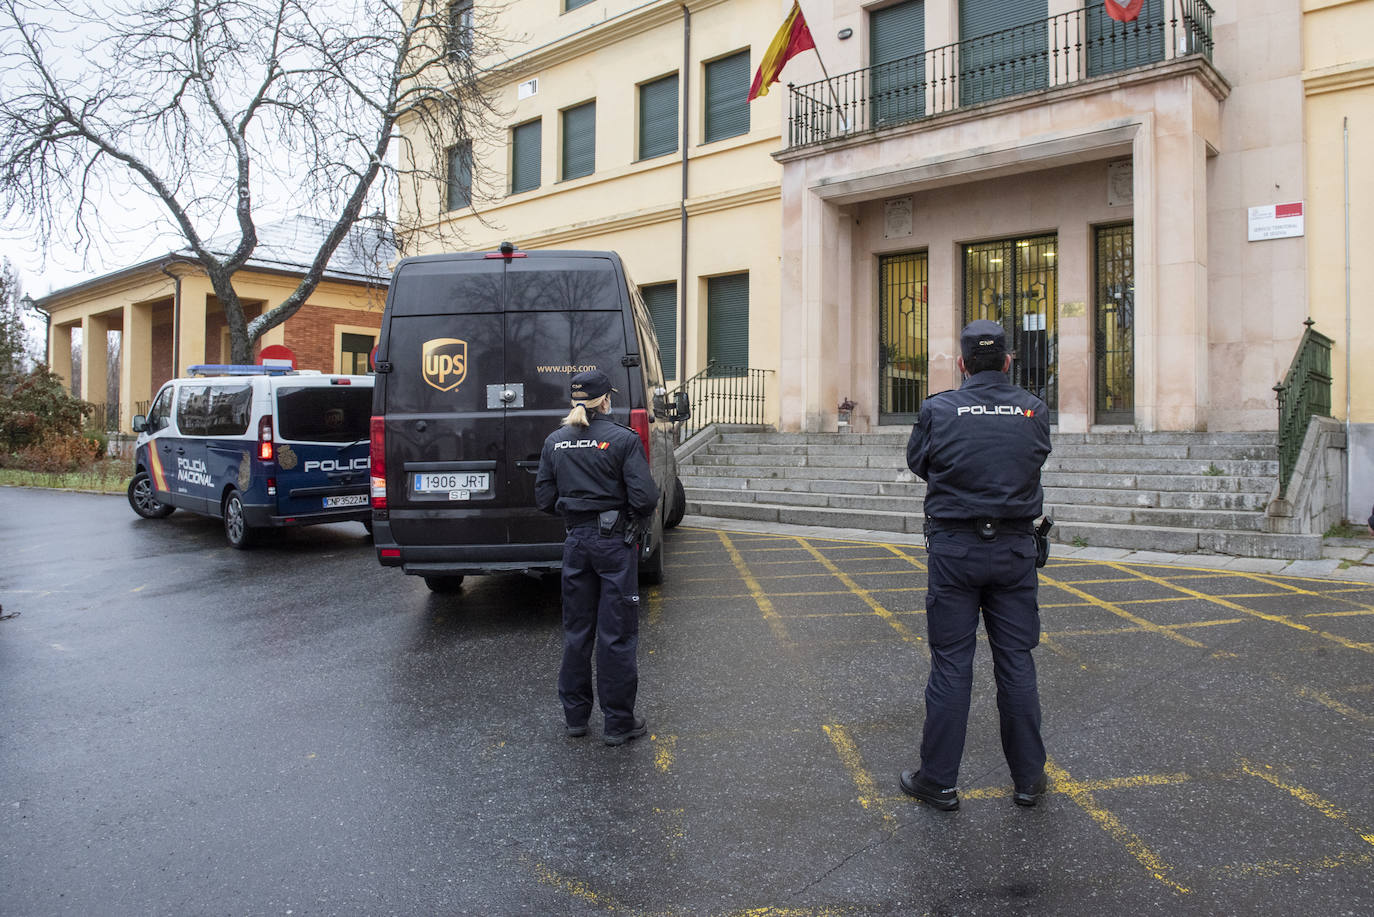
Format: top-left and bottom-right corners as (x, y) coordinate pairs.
(401, 0), (1369, 517)
(1302, 0), (1373, 519)
(37, 217), (391, 430)
(401, 0), (787, 414)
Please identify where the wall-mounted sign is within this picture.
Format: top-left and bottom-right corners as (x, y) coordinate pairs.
(884, 197), (912, 238)
(1107, 160), (1133, 207)
(1248, 202), (1304, 241)
(518, 78), (539, 100)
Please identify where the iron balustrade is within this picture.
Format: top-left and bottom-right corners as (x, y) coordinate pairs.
(670, 362), (772, 446)
(1273, 319), (1333, 499)
(788, 0), (1215, 148)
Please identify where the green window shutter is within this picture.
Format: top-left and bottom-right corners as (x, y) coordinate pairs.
(704, 51), (750, 143)
(565, 0), (593, 9)
(446, 141), (472, 210)
(958, 0), (1047, 104)
(707, 273), (749, 374)
(638, 74), (678, 160)
(869, 0), (925, 125)
(510, 119), (541, 194)
(642, 283), (677, 380)
(561, 101), (596, 181)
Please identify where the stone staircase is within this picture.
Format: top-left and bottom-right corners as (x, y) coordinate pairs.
(679, 430), (1323, 560)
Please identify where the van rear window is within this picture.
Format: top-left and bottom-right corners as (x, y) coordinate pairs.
(506, 259), (621, 312)
(275, 386), (372, 443)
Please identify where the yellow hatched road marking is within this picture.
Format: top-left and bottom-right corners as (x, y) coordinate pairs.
(823, 724), (896, 831)
(1045, 759), (1192, 895)
(718, 531), (791, 645)
(1240, 760), (1374, 847)
(1038, 572), (1206, 648)
(795, 538), (922, 644)
(653, 734), (676, 774)
(1106, 564), (1374, 654)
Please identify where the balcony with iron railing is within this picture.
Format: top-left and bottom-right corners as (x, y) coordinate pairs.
(787, 1), (1215, 149)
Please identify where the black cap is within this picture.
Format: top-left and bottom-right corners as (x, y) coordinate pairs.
(570, 369), (617, 401)
(960, 320), (1007, 360)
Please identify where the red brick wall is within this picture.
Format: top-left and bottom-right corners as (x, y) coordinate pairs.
(284, 305), (382, 372)
(151, 306), (173, 393)
(205, 298), (264, 364)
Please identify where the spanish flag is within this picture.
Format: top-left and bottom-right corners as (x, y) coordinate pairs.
(1104, 0), (1145, 22)
(747, 1), (817, 101)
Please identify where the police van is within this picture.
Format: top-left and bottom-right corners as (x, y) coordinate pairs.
(369, 245), (690, 591)
(128, 365), (374, 548)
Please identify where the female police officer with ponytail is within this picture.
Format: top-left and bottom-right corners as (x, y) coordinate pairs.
(535, 369), (660, 746)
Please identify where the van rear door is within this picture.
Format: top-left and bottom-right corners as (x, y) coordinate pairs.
(379, 257), (507, 545)
(273, 380), (373, 517)
(503, 255), (634, 544)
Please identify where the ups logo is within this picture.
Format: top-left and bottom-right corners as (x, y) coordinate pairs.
(423, 338), (468, 392)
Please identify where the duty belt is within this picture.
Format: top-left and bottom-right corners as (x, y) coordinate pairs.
(927, 517), (1035, 539)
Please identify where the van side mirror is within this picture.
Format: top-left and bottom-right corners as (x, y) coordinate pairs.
(672, 390), (691, 422)
(132, 415), (147, 433)
(652, 389), (669, 418)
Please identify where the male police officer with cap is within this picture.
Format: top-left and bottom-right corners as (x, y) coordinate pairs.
(900, 319), (1053, 811)
(535, 369), (659, 746)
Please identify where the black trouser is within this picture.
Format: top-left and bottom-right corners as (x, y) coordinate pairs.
(558, 525), (640, 734)
(919, 527), (1045, 789)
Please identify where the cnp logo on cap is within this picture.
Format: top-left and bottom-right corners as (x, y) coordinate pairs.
(422, 338), (468, 392)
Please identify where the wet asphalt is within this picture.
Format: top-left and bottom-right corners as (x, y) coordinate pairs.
(2, 486), (1373, 917)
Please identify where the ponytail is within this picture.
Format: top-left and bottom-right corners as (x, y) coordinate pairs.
(560, 393), (610, 428)
(561, 402), (591, 428)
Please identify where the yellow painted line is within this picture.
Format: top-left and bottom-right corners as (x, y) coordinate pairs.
(725, 907), (856, 917)
(1045, 759), (1191, 895)
(882, 544), (928, 572)
(1105, 563), (1374, 655)
(1305, 609), (1374, 619)
(653, 734), (676, 774)
(718, 531), (791, 646)
(1037, 572), (1206, 648)
(645, 588), (663, 628)
(1294, 685), (1373, 725)
(130, 584), (146, 593)
(796, 538), (922, 644)
(887, 769), (1197, 803)
(527, 859), (633, 912)
(822, 723), (896, 831)
(1241, 759), (1374, 846)
(1045, 617), (1245, 639)
(1211, 849), (1374, 878)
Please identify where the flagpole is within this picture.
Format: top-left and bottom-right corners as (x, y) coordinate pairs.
(797, 1), (846, 129)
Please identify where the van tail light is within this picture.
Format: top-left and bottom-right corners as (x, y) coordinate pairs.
(258, 415), (274, 461)
(370, 415), (387, 509)
(629, 409), (651, 460)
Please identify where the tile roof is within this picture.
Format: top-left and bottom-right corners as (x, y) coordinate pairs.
(186, 214), (395, 284)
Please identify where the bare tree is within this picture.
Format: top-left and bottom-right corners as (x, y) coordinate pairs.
(0, 0), (506, 363)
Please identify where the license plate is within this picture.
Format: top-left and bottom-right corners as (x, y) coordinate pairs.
(414, 472), (490, 494)
(324, 494), (368, 508)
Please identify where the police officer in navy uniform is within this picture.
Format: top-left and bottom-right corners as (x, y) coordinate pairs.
(535, 369), (660, 746)
(900, 320), (1053, 811)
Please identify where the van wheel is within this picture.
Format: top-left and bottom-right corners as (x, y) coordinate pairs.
(664, 478), (686, 529)
(424, 575), (464, 593)
(639, 541), (665, 585)
(223, 490), (256, 549)
(127, 472), (174, 519)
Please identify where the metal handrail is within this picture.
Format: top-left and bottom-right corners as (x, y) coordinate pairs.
(670, 362), (773, 446)
(1273, 319), (1333, 498)
(787, 0), (1215, 148)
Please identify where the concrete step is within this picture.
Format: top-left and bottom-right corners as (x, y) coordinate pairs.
(715, 430), (1278, 447)
(683, 475), (1269, 512)
(706, 440), (1276, 461)
(1041, 471), (1275, 494)
(684, 498), (1321, 560)
(687, 486), (1265, 530)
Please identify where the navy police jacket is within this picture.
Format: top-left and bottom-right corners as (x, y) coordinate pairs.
(535, 413), (660, 520)
(906, 370), (1052, 521)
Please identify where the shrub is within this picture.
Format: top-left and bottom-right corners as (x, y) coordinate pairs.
(11, 433), (103, 473)
(0, 365), (92, 451)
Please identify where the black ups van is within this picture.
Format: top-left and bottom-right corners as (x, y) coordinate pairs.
(369, 246), (690, 591)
